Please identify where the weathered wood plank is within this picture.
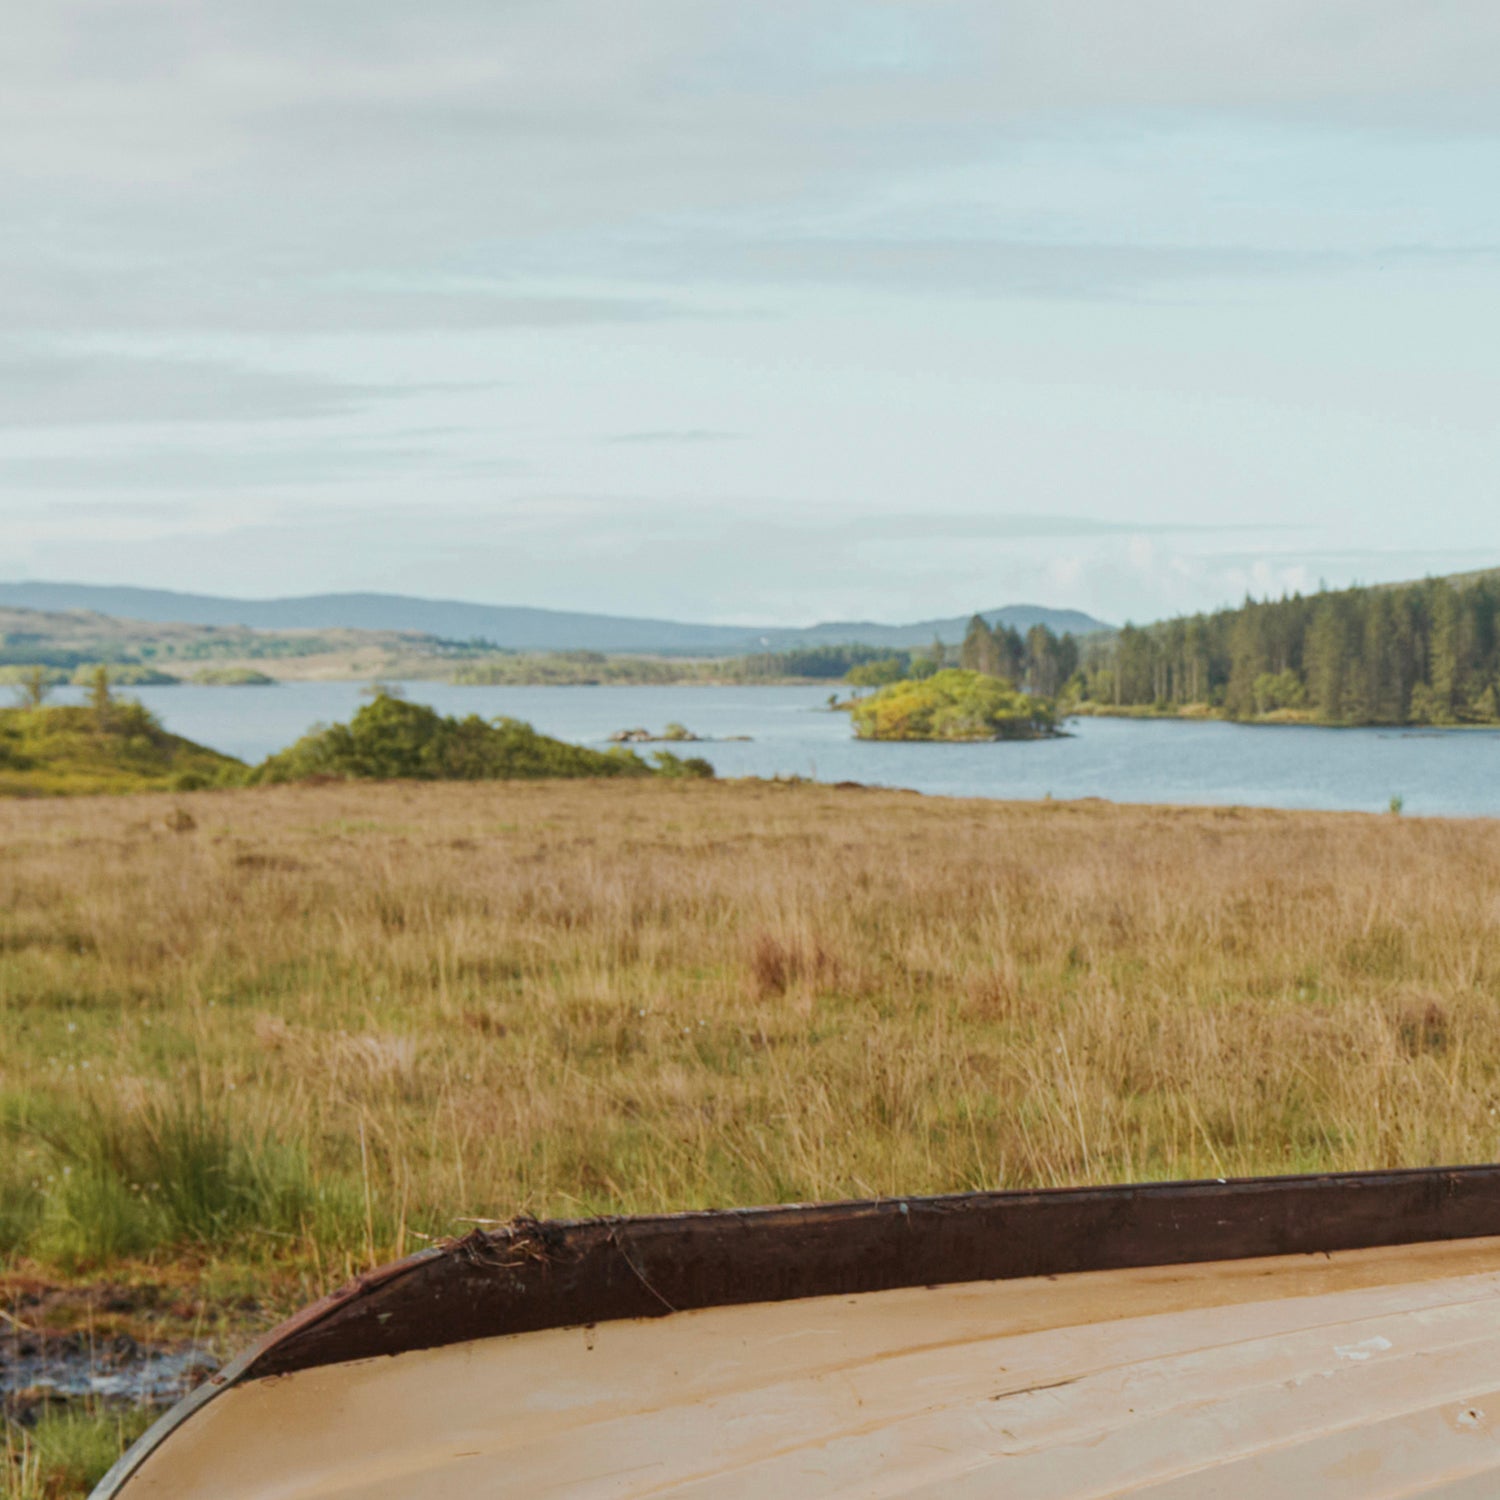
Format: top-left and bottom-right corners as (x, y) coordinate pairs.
(245, 1166), (1500, 1378)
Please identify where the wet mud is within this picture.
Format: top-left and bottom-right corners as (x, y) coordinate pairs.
(2, 1281), (224, 1428)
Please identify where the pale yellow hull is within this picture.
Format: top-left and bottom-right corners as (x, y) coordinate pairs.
(114, 1236), (1500, 1497)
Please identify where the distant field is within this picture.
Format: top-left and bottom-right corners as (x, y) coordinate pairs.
(8, 780), (1500, 1488)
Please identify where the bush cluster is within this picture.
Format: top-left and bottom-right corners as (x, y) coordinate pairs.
(849, 669), (1056, 741)
(250, 691), (712, 784)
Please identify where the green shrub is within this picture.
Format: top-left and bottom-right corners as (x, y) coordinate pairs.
(250, 692), (668, 783)
(651, 750), (715, 778)
(1252, 669), (1307, 715)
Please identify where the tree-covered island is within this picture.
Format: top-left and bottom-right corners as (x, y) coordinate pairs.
(848, 669), (1058, 741)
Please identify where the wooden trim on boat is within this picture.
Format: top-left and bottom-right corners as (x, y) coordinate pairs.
(246, 1165), (1500, 1377)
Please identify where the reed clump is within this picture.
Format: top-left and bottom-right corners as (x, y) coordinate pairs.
(4, 779), (1500, 1289)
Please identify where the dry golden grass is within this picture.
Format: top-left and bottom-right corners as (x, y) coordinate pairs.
(5, 778), (1500, 1293)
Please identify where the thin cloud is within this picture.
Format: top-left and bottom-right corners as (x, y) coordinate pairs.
(604, 429), (744, 445)
(0, 346), (515, 431)
(0, 269), (694, 335)
(0, 347), (393, 429)
(0, 441), (449, 490)
(705, 239), (1341, 302)
(841, 514), (1309, 543)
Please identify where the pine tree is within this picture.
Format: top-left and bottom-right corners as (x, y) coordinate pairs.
(1304, 596), (1351, 722)
(17, 665), (50, 709)
(960, 615), (1002, 677)
(88, 664), (114, 731)
(1026, 625), (1062, 697)
(1224, 603), (1268, 719)
(995, 627), (1024, 684)
(1183, 617), (1211, 705)
(1426, 582), (1460, 724)
(1363, 590), (1400, 724)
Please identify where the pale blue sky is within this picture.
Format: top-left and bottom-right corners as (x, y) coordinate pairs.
(4, 1), (1500, 626)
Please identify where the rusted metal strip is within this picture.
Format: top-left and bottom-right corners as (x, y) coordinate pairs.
(244, 1165), (1500, 1379)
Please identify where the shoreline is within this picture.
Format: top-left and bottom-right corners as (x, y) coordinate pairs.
(1064, 703), (1500, 732)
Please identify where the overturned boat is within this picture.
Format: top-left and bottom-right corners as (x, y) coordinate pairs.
(96, 1166), (1500, 1497)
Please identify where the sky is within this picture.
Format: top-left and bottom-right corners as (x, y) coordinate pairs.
(4, 1), (1500, 628)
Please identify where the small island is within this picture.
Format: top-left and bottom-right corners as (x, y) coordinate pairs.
(191, 666), (278, 686)
(71, 661), (181, 686)
(609, 721), (702, 743)
(608, 723), (752, 744)
(847, 669), (1058, 742)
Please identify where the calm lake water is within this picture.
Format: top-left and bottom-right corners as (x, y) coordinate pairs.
(52, 682), (1500, 816)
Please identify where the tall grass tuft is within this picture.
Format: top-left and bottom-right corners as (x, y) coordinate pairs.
(3, 1406), (153, 1500)
(5, 1088), (338, 1269)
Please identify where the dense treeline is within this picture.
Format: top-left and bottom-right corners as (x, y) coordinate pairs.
(955, 616), (1080, 696)
(845, 621), (1081, 692)
(455, 644), (906, 686)
(734, 643), (901, 680)
(1075, 576), (1500, 725)
(453, 651), (700, 686)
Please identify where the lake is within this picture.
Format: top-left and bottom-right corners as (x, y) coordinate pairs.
(49, 681), (1500, 816)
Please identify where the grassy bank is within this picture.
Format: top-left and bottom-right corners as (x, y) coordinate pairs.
(7, 780), (1500, 1487)
(1063, 700), (1352, 726)
(1066, 700), (1500, 729)
(0, 703), (242, 797)
(1064, 700), (1220, 721)
(0, 692), (712, 801)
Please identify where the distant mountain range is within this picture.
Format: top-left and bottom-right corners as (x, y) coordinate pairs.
(0, 583), (1111, 655)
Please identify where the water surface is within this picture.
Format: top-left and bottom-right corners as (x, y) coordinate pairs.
(50, 682), (1500, 816)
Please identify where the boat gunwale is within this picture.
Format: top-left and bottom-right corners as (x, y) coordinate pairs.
(91, 1163), (1500, 1497)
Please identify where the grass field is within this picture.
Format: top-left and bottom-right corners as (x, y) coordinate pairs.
(6, 778), (1500, 1490)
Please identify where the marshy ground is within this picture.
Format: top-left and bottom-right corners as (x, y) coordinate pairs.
(5, 778), (1500, 1491)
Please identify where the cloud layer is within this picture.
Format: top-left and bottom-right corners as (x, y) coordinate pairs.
(5, 2), (1500, 621)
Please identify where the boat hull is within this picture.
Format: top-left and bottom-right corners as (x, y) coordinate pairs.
(93, 1169), (1500, 1497)
(102, 1237), (1500, 1497)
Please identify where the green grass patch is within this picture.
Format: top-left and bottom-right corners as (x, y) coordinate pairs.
(3, 1405), (154, 1500)
(0, 1088), (362, 1270)
(0, 702), (240, 797)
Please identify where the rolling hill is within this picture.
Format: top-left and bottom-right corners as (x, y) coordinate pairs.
(0, 583), (1111, 655)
